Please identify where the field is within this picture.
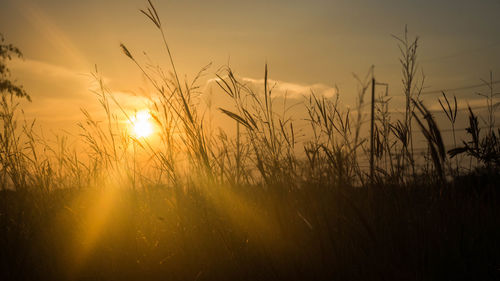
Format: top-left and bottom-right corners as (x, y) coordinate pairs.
(0, 1), (499, 280)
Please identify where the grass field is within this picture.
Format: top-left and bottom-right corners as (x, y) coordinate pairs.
(0, 1), (499, 280)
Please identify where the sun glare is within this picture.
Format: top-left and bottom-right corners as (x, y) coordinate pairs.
(131, 110), (153, 138)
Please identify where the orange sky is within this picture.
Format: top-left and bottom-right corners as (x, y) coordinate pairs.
(1, 0), (499, 144)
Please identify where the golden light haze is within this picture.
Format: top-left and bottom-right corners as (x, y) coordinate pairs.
(0, 0), (499, 136)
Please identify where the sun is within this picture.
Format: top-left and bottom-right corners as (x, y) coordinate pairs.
(131, 110), (153, 138)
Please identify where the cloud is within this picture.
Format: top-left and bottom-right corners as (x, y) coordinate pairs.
(14, 0), (89, 69)
(9, 58), (93, 103)
(424, 95), (499, 114)
(205, 75), (337, 100)
(9, 58), (156, 127)
(241, 77), (337, 99)
(108, 91), (152, 110)
(10, 58), (89, 82)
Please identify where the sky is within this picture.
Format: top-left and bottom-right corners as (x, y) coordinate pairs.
(1, 0), (500, 143)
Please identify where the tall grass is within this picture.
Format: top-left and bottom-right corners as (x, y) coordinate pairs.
(0, 1), (499, 280)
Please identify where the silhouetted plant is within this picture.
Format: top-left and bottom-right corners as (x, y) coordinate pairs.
(412, 99), (446, 181)
(448, 106), (500, 168)
(0, 2), (499, 281)
(392, 26), (423, 177)
(0, 34), (30, 101)
(438, 91), (459, 173)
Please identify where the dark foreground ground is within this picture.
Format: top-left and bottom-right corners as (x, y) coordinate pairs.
(0, 171), (499, 281)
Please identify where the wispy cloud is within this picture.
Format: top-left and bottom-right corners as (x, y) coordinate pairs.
(241, 77), (337, 99)
(10, 58), (92, 101)
(205, 76), (337, 100)
(425, 95), (499, 113)
(10, 58), (88, 81)
(14, 0), (89, 69)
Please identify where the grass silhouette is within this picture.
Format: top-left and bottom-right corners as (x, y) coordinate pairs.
(0, 1), (499, 280)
